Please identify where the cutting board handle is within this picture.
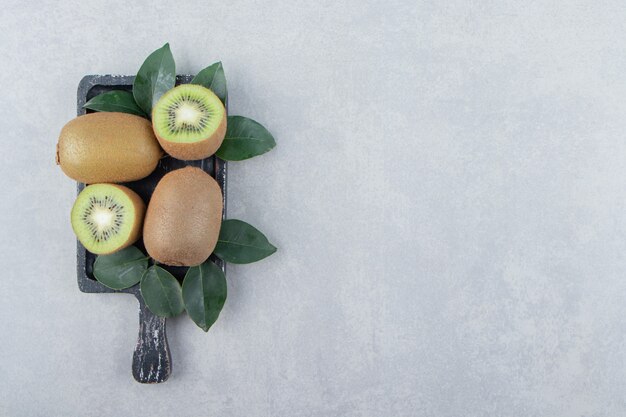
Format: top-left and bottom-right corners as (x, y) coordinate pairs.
(132, 295), (172, 383)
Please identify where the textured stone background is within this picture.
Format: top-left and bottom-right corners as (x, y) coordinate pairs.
(1, 1), (625, 416)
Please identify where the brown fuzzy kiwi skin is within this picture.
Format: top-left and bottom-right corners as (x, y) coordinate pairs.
(57, 112), (163, 183)
(73, 184), (146, 255)
(151, 102), (227, 161)
(143, 166), (223, 266)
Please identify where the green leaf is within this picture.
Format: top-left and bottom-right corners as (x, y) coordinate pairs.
(213, 219), (277, 264)
(182, 261), (227, 332)
(215, 116), (276, 161)
(140, 265), (184, 318)
(93, 246), (148, 290)
(83, 90), (147, 117)
(191, 61), (228, 105)
(133, 43), (176, 116)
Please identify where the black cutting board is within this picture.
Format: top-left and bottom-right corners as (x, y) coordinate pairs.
(75, 75), (227, 383)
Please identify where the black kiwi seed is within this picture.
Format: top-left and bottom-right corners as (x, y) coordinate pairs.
(81, 195), (126, 242)
(165, 94), (216, 135)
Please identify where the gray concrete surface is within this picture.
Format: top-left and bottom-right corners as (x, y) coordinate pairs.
(1, 0), (625, 416)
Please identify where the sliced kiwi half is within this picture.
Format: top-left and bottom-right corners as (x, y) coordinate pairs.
(152, 84), (227, 160)
(71, 184), (145, 255)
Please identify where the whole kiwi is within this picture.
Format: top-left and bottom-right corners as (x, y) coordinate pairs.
(143, 166), (223, 266)
(57, 112), (163, 183)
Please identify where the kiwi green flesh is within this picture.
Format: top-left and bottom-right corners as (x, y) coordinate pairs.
(71, 184), (136, 254)
(153, 84), (224, 143)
